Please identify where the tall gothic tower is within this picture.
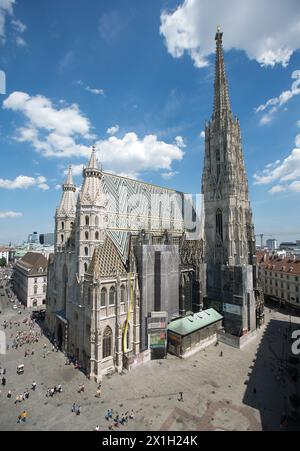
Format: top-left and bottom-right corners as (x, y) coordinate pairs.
(76, 147), (107, 277)
(55, 165), (76, 252)
(202, 29), (257, 337)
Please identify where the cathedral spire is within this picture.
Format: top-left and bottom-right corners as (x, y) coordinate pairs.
(213, 27), (231, 118)
(83, 146), (102, 178)
(57, 165), (76, 218)
(64, 165), (76, 191)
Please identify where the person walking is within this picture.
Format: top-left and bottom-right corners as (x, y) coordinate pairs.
(178, 392), (184, 402)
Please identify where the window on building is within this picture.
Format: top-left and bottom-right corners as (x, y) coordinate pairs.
(61, 221), (65, 230)
(95, 231), (99, 241)
(120, 285), (126, 303)
(85, 216), (89, 226)
(43, 284), (46, 293)
(102, 326), (112, 359)
(85, 231), (89, 240)
(84, 247), (89, 256)
(34, 285), (37, 295)
(95, 216), (99, 227)
(61, 234), (64, 243)
(100, 288), (106, 307)
(84, 263), (88, 272)
(109, 286), (116, 305)
(216, 209), (223, 240)
(34, 278), (37, 284)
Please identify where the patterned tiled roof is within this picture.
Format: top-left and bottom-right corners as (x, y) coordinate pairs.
(88, 236), (127, 277)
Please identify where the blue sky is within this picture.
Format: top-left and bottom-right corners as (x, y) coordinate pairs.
(0, 0), (300, 244)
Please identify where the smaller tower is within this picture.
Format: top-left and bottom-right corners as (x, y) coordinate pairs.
(55, 165), (76, 251)
(76, 147), (107, 276)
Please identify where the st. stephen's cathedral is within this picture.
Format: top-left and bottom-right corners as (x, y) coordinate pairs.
(46, 30), (264, 382)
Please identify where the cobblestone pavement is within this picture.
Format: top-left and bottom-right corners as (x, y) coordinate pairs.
(0, 296), (300, 431)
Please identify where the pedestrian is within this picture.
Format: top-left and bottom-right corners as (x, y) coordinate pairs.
(31, 382), (37, 391)
(178, 392), (184, 402)
(220, 351), (223, 357)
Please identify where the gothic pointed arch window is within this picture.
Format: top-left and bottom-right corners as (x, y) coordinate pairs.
(216, 209), (223, 240)
(85, 231), (89, 240)
(120, 285), (126, 303)
(61, 234), (64, 243)
(102, 326), (112, 359)
(84, 246), (89, 256)
(84, 262), (88, 272)
(109, 286), (116, 306)
(85, 215), (89, 226)
(100, 287), (107, 307)
(123, 323), (130, 351)
(95, 231), (99, 241)
(61, 221), (65, 230)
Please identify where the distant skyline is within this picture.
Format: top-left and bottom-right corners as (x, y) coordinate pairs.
(0, 0), (300, 244)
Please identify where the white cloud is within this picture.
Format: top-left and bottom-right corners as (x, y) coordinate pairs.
(289, 180), (300, 192)
(161, 171), (179, 179)
(107, 124), (119, 135)
(200, 131), (205, 139)
(0, 1), (27, 46)
(269, 185), (286, 194)
(3, 91), (93, 158)
(160, 0), (300, 68)
(254, 131), (300, 193)
(0, 211), (22, 219)
(256, 70), (300, 124)
(0, 175), (49, 190)
(85, 86), (105, 96)
(94, 132), (184, 178)
(0, 0), (14, 44)
(64, 164), (84, 177)
(175, 136), (186, 148)
(3, 92), (185, 178)
(77, 80), (105, 96)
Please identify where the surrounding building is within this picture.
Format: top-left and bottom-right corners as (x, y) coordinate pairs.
(0, 247), (11, 263)
(266, 239), (278, 251)
(279, 241), (300, 251)
(28, 232), (39, 244)
(46, 29), (263, 382)
(13, 252), (48, 308)
(257, 251), (300, 311)
(202, 28), (263, 338)
(39, 233), (55, 246)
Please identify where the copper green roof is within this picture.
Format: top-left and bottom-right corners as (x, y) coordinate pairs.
(167, 308), (223, 336)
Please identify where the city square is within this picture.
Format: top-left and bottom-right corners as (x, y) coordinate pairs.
(1, 281), (300, 431)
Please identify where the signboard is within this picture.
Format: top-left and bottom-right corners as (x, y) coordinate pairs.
(150, 331), (167, 348)
(223, 303), (242, 316)
(148, 311), (168, 357)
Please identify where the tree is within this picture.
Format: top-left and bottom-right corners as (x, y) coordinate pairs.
(0, 257), (7, 267)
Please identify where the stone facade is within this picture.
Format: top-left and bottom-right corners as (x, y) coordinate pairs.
(13, 252), (48, 308)
(202, 29), (263, 336)
(46, 151), (204, 382)
(257, 251), (300, 311)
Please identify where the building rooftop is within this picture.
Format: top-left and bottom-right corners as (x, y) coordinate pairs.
(16, 252), (48, 275)
(257, 251), (300, 275)
(167, 308), (223, 336)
